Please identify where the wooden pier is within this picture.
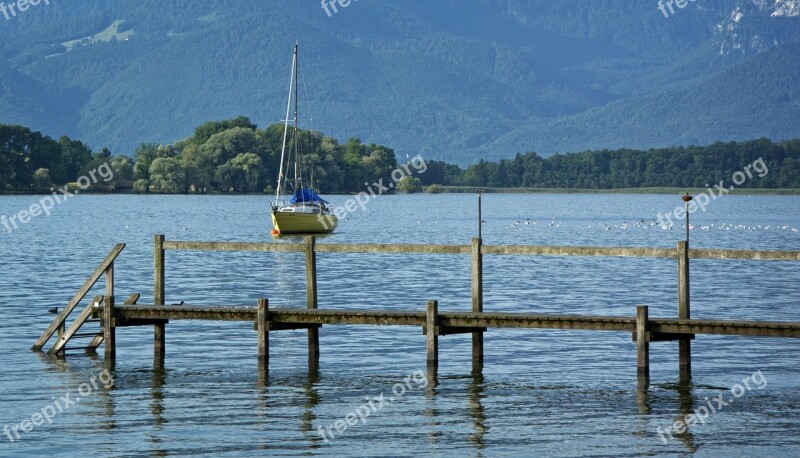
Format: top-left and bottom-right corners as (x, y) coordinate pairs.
(33, 235), (800, 383)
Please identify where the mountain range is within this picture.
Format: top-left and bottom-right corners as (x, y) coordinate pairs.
(1, 0), (799, 165)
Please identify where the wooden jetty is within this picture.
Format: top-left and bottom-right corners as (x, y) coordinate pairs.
(32, 234), (800, 383)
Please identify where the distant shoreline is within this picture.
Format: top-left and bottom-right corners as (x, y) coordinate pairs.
(2, 187), (799, 196)
(434, 187), (800, 195)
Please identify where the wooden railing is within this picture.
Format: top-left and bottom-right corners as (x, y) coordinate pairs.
(31, 244), (125, 353)
(154, 235), (800, 380)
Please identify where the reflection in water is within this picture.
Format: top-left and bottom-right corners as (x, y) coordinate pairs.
(38, 354), (119, 443)
(254, 365), (322, 449)
(36, 351), (68, 374)
(303, 366), (322, 450)
(256, 362), (269, 414)
(147, 369), (167, 457)
(468, 370), (487, 449)
(150, 369), (166, 426)
(637, 380), (698, 454)
(424, 365), (440, 446)
(675, 381), (698, 453)
(96, 370), (116, 437)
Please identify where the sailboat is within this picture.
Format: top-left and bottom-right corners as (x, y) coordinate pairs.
(271, 43), (338, 235)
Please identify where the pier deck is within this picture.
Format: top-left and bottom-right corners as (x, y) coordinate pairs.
(33, 234), (800, 384)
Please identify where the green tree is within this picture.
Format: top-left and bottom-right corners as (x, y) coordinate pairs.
(94, 147), (112, 159)
(32, 168), (53, 193)
(58, 136), (93, 182)
(149, 157), (186, 193)
(110, 156), (134, 181)
(397, 176), (422, 193)
(213, 164), (242, 192)
(179, 143), (212, 192)
(133, 143), (159, 191)
(192, 116), (257, 145)
(228, 152), (265, 192)
(362, 145), (398, 185)
(134, 144), (175, 192)
(342, 137), (367, 191)
(201, 128), (258, 170)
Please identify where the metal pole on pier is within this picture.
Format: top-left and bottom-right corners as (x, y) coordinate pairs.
(679, 193), (693, 382)
(475, 188), (484, 239)
(682, 193), (692, 242)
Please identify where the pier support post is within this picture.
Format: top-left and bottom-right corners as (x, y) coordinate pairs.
(154, 234), (166, 369)
(426, 300), (439, 370)
(471, 238), (484, 372)
(103, 295), (116, 361)
(154, 324), (166, 369)
(257, 298), (269, 372)
(636, 305), (650, 384)
(305, 236), (319, 366)
(105, 260), (115, 301)
(677, 241), (691, 382)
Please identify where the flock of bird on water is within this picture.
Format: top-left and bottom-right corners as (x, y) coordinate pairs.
(497, 218), (800, 232)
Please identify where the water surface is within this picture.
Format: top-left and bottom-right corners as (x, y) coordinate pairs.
(1, 193), (799, 456)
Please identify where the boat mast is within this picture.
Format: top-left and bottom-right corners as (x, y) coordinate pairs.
(275, 43), (297, 203)
(293, 42), (300, 193)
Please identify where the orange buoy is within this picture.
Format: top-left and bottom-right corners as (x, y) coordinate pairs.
(271, 229), (280, 236)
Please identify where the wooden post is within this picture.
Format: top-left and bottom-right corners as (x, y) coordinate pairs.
(257, 298), (269, 371)
(104, 264), (116, 362)
(471, 238), (484, 371)
(153, 324), (166, 369)
(677, 241), (691, 381)
(426, 300), (439, 369)
(636, 305), (650, 383)
(154, 235), (166, 368)
(154, 235), (165, 304)
(305, 236), (319, 364)
(103, 295), (116, 361)
(105, 261), (114, 299)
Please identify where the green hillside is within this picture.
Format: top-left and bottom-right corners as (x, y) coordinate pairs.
(0, 0), (799, 164)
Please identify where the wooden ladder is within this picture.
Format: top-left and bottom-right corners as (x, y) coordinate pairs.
(48, 293), (140, 355)
(32, 244), (126, 354)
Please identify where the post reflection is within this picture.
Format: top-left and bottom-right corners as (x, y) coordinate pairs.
(424, 365), (440, 446)
(303, 365), (322, 450)
(37, 353), (117, 433)
(637, 379), (698, 453)
(467, 370), (487, 449)
(146, 369), (167, 457)
(675, 380), (698, 453)
(150, 369), (166, 427)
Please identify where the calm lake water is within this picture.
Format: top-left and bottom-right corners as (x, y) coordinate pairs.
(1, 193), (799, 457)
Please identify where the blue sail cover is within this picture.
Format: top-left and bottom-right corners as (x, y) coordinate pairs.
(289, 188), (329, 204)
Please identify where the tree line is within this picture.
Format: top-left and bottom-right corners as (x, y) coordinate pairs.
(1, 118), (799, 194)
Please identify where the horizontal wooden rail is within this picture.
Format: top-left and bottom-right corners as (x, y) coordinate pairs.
(101, 305), (800, 338)
(112, 305), (257, 321)
(314, 244), (469, 255)
(688, 248), (800, 261)
(437, 311), (635, 331)
(163, 241), (304, 252)
(651, 318), (800, 338)
(481, 245), (675, 258)
(162, 239), (800, 261)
